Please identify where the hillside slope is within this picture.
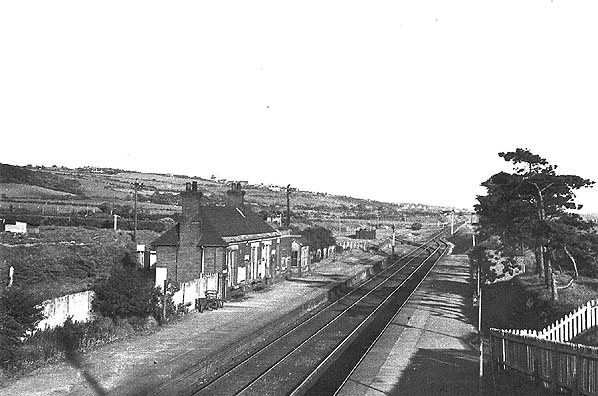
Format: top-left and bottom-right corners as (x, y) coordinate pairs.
(0, 163), (83, 195)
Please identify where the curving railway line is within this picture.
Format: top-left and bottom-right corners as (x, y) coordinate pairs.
(161, 230), (450, 396)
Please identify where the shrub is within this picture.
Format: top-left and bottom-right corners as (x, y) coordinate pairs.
(301, 226), (336, 250)
(0, 287), (44, 370)
(92, 264), (160, 320)
(410, 222), (423, 231)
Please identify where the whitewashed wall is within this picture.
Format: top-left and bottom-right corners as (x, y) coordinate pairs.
(36, 290), (95, 331)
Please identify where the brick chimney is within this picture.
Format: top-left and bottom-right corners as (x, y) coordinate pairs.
(181, 181), (203, 222)
(226, 182), (245, 208)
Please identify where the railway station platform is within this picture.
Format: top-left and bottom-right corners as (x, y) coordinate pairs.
(0, 250), (387, 396)
(337, 253), (481, 396)
(0, 246), (484, 396)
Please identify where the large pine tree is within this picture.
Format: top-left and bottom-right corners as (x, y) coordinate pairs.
(475, 148), (595, 301)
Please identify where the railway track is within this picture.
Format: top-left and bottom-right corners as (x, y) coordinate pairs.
(155, 230), (450, 396)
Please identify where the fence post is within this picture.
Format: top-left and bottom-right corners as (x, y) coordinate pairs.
(534, 343), (542, 388)
(490, 331), (497, 390)
(550, 347), (559, 392)
(572, 345), (581, 396)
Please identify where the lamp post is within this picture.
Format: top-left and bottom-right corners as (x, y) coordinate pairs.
(471, 222), (483, 393)
(391, 224), (396, 258)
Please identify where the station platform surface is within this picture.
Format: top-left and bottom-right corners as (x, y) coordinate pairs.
(337, 253), (481, 396)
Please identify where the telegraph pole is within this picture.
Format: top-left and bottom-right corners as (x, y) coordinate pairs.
(132, 180), (144, 241)
(286, 184), (292, 228)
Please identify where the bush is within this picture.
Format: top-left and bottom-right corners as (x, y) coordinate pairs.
(93, 264), (160, 320)
(410, 222), (423, 231)
(301, 226), (336, 250)
(0, 287), (44, 370)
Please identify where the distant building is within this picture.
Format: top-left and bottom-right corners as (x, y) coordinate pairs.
(356, 228), (376, 240)
(1, 220), (28, 234)
(277, 236), (310, 277)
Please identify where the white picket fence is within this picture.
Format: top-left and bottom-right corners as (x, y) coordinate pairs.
(490, 328), (598, 395)
(541, 300), (598, 342)
(491, 299), (598, 395)
(503, 299), (598, 343)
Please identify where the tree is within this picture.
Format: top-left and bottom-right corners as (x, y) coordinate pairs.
(92, 260), (160, 320)
(0, 287), (45, 369)
(410, 222), (423, 231)
(301, 226), (336, 250)
(475, 148), (594, 301)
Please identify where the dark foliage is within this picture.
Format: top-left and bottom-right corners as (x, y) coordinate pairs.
(410, 222), (423, 231)
(475, 148), (595, 300)
(92, 263), (160, 320)
(0, 287), (45, 370)
(301, 226), (336, 250)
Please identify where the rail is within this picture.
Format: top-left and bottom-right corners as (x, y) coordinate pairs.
(187, 236), (445, 395)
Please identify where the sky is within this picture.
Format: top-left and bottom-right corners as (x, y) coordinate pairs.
(1, 1), (597, 213)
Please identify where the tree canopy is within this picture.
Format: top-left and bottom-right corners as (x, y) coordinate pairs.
(474, 148), (595, 300)
(300, 226), (336, 250)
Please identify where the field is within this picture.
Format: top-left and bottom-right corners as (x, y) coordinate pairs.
(1, 164), (461, 229)
(0, 163), (462, 302)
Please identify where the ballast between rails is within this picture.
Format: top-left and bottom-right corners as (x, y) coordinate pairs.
(188, 236), (440, 395)
(233, 239), (447, 396)
(293, 238), (450, 396)
(329, 238), (450, 396)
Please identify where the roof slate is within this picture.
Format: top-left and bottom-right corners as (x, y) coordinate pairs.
(152, 206), (279, 248)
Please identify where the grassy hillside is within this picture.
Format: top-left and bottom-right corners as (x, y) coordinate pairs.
(1, 164), (462, 230)
(0, 163), (83, 195)
(0, 227), (159, 300)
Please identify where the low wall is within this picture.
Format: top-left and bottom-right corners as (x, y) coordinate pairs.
(37, 290), (95, 331)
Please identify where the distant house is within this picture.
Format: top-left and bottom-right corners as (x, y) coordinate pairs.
(1, 220), (28, 234)
(356, 228), (376, 240)
(151, 182), (285, 300)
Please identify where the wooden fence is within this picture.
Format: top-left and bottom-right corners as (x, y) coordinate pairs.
(490, 300), (598, 394)
(490, 328), (598, 394)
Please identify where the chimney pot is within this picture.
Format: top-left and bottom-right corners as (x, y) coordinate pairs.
(186, 182), (191, 191)
(192, 181), (198, 191)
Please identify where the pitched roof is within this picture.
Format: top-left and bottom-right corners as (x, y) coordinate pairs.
(201, 206), (276, 237)
(151, 223), (179, 247)
(152, 206), (279, 248)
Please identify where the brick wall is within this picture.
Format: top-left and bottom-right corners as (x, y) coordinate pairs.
(155, 246), (178, 281)
(177, 245), (201, 283)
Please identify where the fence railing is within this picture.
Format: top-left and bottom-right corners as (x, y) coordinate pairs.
(540, 300), (598, 343)
(499, 300), (598, 344)
(490, 328), (598, 395)
(491, 300), (598, 395)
